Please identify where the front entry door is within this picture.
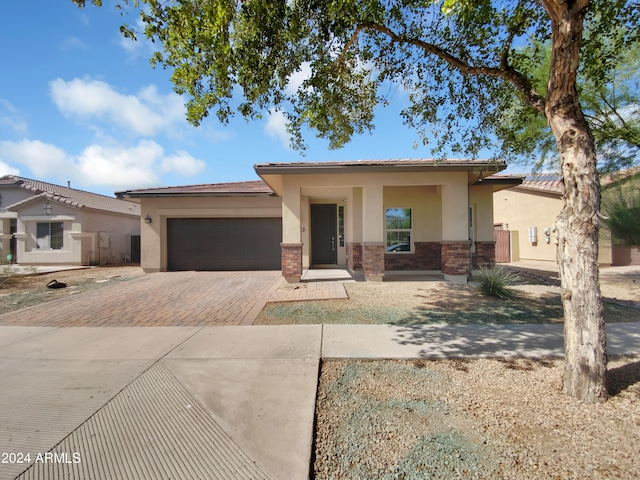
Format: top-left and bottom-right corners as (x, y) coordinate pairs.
(311, 204), (337, 265)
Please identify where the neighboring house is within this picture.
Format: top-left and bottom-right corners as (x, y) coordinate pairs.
(493, 172), (640, 266)
(0, 175), (141, 266)
(117, 159), (521, 283)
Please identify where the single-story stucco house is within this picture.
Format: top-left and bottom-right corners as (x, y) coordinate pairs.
(493, 172), (640, 266)
(116, 159), (522, 283)
(0, 175), (141, 266)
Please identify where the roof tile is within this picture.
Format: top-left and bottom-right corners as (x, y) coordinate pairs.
(1, 175), (140, 216)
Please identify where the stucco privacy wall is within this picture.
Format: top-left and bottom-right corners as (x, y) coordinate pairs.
(140, 195), (282, 272)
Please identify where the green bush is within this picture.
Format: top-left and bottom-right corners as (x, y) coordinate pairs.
(476, 266), (519, 300)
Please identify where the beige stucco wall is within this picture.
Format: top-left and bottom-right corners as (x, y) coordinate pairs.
(494, 188), (612, 265)
(470, 185), (495, 243)
(494, 189), (560, 263)
(80, 210), (141, 264)
(140, 195), (282, 272)
(277, 170), (473, 248)
(383, 186), (442, 242)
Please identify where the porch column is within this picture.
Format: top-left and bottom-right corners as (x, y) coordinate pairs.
(362, 183), (385, 281)
(470, 184), (496, 269)
(281, 181), (303, 283)
(346, 187), (363, 272)
(0, 218), (11, 259)
(441, 182), (471, 284)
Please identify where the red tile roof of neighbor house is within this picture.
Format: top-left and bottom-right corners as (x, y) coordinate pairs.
(1, 175), (140, 216)
(116, 180), (275, 197)
(495, 168), (640, 196)
(513, 175), (565, 196)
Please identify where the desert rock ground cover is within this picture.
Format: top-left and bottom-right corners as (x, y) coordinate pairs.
(256, 268), (640, 325)
(314, 356), (640, 479)
(0, 265), (145, 314)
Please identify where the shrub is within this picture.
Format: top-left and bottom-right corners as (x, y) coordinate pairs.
(476, 266), (519, 300)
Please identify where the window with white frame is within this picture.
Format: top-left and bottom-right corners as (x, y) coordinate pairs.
(37, 222), (64, 250)
(385, 208), (412, 252)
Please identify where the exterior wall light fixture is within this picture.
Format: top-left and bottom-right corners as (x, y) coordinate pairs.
(44, 202), (52, 215)
(144, 214), (152, 224)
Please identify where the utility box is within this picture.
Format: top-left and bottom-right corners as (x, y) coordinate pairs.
(98, 231), (110, 248)
(528, 227), (538, 243)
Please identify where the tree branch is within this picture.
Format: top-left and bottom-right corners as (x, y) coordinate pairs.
(354, 22), (546, 115)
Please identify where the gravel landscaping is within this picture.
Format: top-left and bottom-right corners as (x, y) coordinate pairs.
(314, 356), (640, 479)
(256, 273), (640, 325)
(0, 266), (145, 314)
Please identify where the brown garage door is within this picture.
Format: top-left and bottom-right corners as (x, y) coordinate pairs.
(167, 218), (282, 271)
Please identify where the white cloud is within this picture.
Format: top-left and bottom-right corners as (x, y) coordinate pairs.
(0, 160), (19, 176)
(160, 150), (206, 176)
(49, 77), (185, 136)
(77, 12), (90, 27)
(286, 62), (312, 95)
(62, 36), (89, 50)
(0, 99), (28, 136)
(0, 139), (72, 177)
(0, 139), (206, 192)
(76, 141), (164, 188)
(265, 110), (291, 149)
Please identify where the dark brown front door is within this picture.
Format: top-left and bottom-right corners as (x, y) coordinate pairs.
(311, 204), (337, 265)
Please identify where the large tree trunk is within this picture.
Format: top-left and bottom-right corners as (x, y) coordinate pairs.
(543, 0), (607, 402)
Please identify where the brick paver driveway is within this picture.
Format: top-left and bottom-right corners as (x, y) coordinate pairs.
(0, 271), (283, 327)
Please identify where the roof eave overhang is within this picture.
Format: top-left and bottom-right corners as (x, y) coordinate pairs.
(254, 162), (507, 176)
(116, 192), (276, 199)
(474, 177), (525, 192)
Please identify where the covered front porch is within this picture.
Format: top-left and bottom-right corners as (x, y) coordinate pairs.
(255, 160), (520, 284)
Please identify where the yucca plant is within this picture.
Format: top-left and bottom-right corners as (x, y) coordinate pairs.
(476, 266), (520, 300)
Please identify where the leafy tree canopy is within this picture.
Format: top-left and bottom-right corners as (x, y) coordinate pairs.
(73, 0), (639, 160)
(497, 40), (640, 173)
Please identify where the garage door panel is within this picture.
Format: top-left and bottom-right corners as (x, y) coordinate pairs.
(167, 218), (282, 271)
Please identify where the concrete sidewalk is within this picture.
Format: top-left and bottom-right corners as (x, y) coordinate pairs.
(1, 323), (639, 480)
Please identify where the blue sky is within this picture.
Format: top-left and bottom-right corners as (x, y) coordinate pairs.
(0, 1), (528, 197)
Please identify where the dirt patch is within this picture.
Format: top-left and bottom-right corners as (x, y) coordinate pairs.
(256, 274), (640, 325)
(314, 356), (640, 479)
(0, 266), (145, 315)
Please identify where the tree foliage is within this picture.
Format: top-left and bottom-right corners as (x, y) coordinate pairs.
(73, 0), (638, 157)
(602, 172), (640, 246)
(497, 41), (640, 173)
